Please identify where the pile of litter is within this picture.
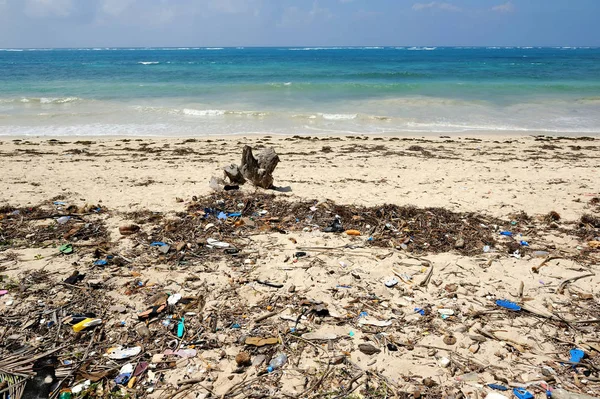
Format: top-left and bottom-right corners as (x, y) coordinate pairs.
(0, 193), (598, 399)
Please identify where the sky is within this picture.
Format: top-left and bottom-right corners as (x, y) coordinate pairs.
(0, 0), (598, 48)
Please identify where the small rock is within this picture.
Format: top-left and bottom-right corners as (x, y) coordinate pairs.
(288, 285), (296, 293)
(235, 352), (252, 367)
(358, 343), (381, 356)
(423, 378), (438, 388)
(469, 343), (480, 353)
(176, 242), (186, 252)
(454, 238), (465, 249)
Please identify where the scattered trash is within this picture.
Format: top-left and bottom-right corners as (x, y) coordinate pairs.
(488, 384), (509, 391)
(207, 238), (230, 248)
(569, 348), (585, 364)
(0, 192), (598, 398)
(72, 318), (102, 332)
(59, 243), (74, 254)
(384, 278), (399, 288)
(106, 346), (142, 360)
(323, 218), (344, 233)
(267, 353), (288, 372)
(496, 299), (521, 311)
(513, 388), (534, 399)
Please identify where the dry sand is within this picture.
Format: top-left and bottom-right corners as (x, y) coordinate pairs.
(0, 134), (599, 399)
(0, 134), (599, 219)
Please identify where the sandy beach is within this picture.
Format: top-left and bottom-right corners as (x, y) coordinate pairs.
(1, 133), (599, 398)
(1, 134), (599, 219)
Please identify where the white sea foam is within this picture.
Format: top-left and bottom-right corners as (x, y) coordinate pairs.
(205, 48), (224, 50)
(182, 109), (226, 116)
(407, 47), (437, 51)
(40, 97), (81, 104)
(0, 97), (83, 104)
(321, 113), (358, 120)
(138, 61), (160, 65)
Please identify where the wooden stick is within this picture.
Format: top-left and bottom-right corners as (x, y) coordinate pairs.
(532, 256), (562, 273)
(556, 273), (595, 295)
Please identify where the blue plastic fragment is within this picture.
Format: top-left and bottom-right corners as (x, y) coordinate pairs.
(177, 318), (185, 338)
(94, 259), (108, 266)
(500, 231), (513, 236)
(231, 323), (241, 329)
(520, 241), (529, 246)
(570, 349), (585, 364)
(488, 384), (508, 391)
(227, 212), (242, 218)
(336, 285), (352, 289)
(496, 299), (521, 311)
(414, 308), (425, 316)
(218, 212), (227, 220)
(359, 311), (368, 318)
(513, 388), (534, 399)
(150, 242), (167, 247)
(114, 373), (131, 385)
(53, 201), (67, 206)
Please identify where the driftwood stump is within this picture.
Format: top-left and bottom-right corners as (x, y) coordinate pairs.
(213, 146), (280, 190)
(239, 146), (279, 189)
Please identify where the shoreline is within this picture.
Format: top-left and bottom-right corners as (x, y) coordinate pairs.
(2, 130), (600, 141)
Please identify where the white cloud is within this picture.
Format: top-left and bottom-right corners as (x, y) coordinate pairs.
(101, 0), (136, 17)
(412, 2), (461, 12)
(492, 2), (515, 13)
(278, 1), (332, 28)
(24, 0), (74, 18)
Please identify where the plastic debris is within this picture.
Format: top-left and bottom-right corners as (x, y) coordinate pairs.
(496, 299), (521, 311)
(106, 346), (142, 360)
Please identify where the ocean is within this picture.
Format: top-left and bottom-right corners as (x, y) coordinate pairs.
(1, 46), (600, 136)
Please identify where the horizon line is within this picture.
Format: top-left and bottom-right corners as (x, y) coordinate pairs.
(2, 45), (599, 50)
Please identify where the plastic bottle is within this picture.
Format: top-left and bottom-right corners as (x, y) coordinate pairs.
(57, 216), (71, 225)
(267, 353), (288, 372)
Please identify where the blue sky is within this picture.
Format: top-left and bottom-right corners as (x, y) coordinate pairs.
(0, 0), (598, 48)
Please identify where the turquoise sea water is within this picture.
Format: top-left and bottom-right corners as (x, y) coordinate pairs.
(1, 47), (600, 136)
